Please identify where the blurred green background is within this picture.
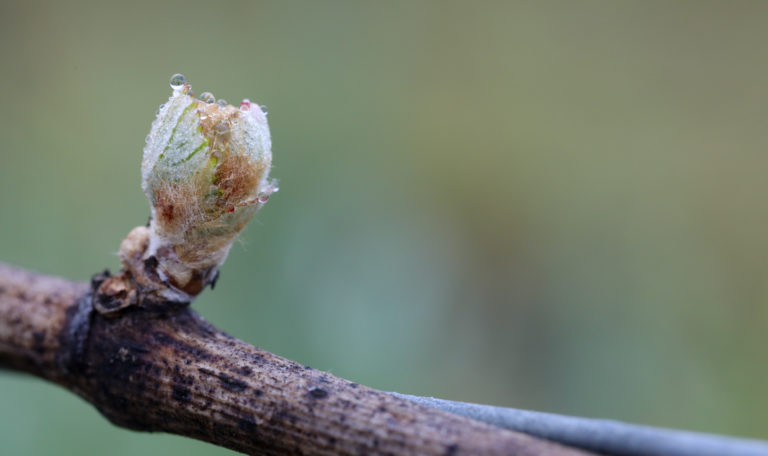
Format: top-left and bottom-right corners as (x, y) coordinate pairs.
(1, 1), (767, 454)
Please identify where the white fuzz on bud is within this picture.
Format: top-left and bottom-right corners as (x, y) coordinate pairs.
(129, 73), (277, 300)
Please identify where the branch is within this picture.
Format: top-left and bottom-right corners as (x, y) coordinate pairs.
(0, 262), (593, 456)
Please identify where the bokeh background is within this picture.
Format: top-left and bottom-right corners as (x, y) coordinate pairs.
(1, 1), (767, 454)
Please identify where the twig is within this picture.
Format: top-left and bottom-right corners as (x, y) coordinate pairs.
(0, 262), (593, 456)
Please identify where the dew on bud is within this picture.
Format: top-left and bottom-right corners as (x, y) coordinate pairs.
(169, 73), (187, 90)
(199, 92), (215, 103)
(214, 122), (229, 135)
(137, 75), (275, 301)
(257, 181), (279, 204)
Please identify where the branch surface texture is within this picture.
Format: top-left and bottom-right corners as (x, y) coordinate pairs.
(0, 262), (593, 456)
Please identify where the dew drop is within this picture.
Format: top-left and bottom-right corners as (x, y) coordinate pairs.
(214, 122), (229, 135)
(216, 99), (228, 107)
(258, 194), (269, 204)
(199, 92), (215, 103)
(169, 73), (186, 90)
(240, 99), (251, 111)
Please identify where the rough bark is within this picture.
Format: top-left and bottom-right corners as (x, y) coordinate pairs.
(0, 262), (595, 456)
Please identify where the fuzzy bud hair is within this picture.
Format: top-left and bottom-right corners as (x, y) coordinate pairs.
(131, 75), (276, 301)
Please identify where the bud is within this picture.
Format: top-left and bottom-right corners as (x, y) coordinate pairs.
(133, 74), (277, 301)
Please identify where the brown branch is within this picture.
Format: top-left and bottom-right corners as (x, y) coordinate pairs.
(0, 262), (595, 456)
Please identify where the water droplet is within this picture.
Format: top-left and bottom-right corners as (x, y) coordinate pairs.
(169, 73), (186, 89)
(214, 122), (229, 135)
(240, 99), (251, 111)
(199, 92), (215, 103)
(258, 194), (269, 204)
(216, 99), (228, 107)
(260, 105), (268, 115)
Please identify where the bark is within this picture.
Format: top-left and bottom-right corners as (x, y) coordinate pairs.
(0, 262), (594, 456)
